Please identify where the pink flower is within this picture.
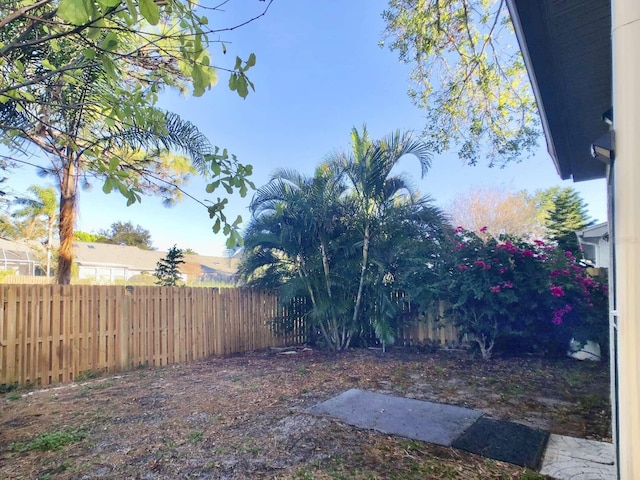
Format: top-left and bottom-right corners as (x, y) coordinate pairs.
(480, 226), (488, 233)
(533, 239), (545, 246)
(454, 226), (465, 233)
(550, 285), (564, 297)
(490, 286), (501, 293)
(521, 249), (534, 257)
(473, 260), (486, 268)
(552, 304), (572, 325)
(497, 241), (519, 254)
(499, 267), (508, 274)
(457, 264), (470, 271)
(502, 281), (513, 289)
(455, 243), (465, 250)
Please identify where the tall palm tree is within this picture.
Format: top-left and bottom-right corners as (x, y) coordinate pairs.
(240, 165), (355, 350)
(2, 25), (216, 284)
(331, 126), (432, 332)
(13, 185), (58, 276)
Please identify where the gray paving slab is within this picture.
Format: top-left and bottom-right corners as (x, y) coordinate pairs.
(540, 434), (616, 480)
(307, 388), (482, 446)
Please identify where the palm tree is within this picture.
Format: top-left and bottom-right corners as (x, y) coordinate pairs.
(240, 165), (356, 350)
(331, 126), (432, 334)
(2, 32), (216, 284)
(12, 185), (58, 276)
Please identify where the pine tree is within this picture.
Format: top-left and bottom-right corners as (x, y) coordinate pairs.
(542, 187), (594, 255)
(155, 245), (185, 286)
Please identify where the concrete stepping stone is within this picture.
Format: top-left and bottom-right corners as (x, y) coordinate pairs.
(307, 388), (482, 446)
(540, 434), (616, 480)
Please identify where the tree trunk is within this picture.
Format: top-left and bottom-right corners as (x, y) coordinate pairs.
(46, 214), (55, 277)
(351, 222), (370, 327)
(57, 154), (78, 285)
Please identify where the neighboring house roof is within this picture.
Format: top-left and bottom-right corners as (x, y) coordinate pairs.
(576, 222), (609, 243)
(506, 0), (611, 182)
(73, 242), (239, 276)
(74, 242), (163, 271)
(576, 221), (609, 268)
(0, 237), (43, 261)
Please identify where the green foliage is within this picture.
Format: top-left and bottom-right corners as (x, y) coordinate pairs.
(240, 129), (447, 351)
(155, 245), (185, 286)
(441, 228), (608, 359)
(76, 369), (105, 382)
(74, 231), (107, 243)
(9, 427), (87, 452)
(98, 221), (154, 250)
(0, 1), (265, 282)
(187, 430), (204, 443)
(381, 0), (540, 166)
(536, 187), (594, 255)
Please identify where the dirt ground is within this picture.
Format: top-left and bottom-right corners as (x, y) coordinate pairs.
(0, 347), (611, 479)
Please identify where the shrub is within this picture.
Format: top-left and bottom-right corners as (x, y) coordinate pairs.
(441, 227), (608, 359)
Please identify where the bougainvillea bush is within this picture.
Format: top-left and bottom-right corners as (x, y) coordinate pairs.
(440, 227), (608, 359)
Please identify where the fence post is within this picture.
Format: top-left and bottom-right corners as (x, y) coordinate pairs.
(119, 286), (132, 371)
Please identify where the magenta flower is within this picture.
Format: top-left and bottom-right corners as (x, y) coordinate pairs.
(457, 264), (470, 271)
(550, 285), (564, 297)
(552, 304), (572, 325)
(502, 281), (513, 289)
(490, 286), (501, 293)
(454, 226), (465, 233)
(480, 226), (488, 233)
(521, 249), (534, 257)
(499, 267), (508, 274)
(533, 239), (545, 246)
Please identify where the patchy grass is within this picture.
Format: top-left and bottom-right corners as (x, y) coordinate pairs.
(9, 427), (87, 452)
(0, 348), (610, 479)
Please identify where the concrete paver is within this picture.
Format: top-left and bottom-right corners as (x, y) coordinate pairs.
(540, 434), (616, 480)
(309, 389), (616, 478)
(307, 388), (482, 446)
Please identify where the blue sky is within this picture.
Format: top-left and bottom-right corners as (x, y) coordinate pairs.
(7, 0), (607, 255)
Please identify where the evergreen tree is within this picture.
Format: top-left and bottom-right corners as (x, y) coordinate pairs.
(99, 222), (154, 250)
(540, 187), (594, 255)
(155, 246), (185, 287)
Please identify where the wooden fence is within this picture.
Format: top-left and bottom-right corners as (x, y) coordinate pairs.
(397, 301), (460, 347)
(0, 285), (459, 387)
(0, 275), (53, 285)
(0, 285), (304, 386)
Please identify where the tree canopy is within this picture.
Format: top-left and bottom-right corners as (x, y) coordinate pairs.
(381, 0), (540, 166)
(446, 186), (544, 240)
(240, 129), (447, 351)
(155, 244), (185, 286)
(0, 0), (268, 282)
(98, 221), (154, 250)
(536, 186), (594, 255)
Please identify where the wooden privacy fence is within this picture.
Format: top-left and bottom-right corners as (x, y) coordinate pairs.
(0, 275), (53, 285)
(396, 301), (461, 347)
(0, 285), (304, 386)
